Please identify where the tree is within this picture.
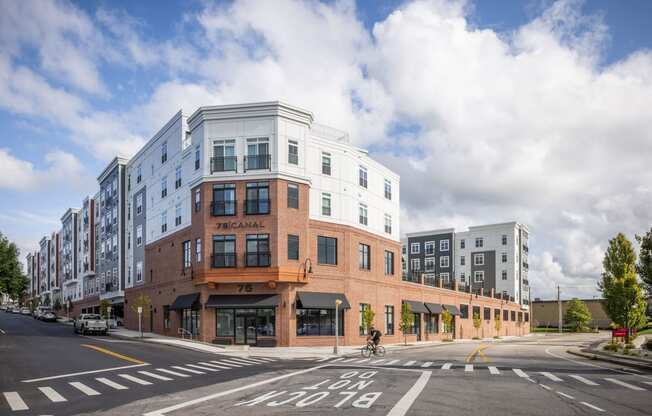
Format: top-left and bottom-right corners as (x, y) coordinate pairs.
(599, 233), (648, 342)
(53, 297), (62, 313)
(43, 293), (51, 307)
(399, 303), (414, 346)
(0, 232), (28, 302)
(100, 299), (112, 319)
(131, 294), (152, 319)
(472, 311), (482, 339)
(565, 298), (592, 332)
(494, 313), (502, 338)
(361, 304), (375, 335)
(636, 228), (652, 294)
(441, 309), (453, 340)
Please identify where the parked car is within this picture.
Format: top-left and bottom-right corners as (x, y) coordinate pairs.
(20, 307), (31, 315)
(73, 314), (108, 335)
(34, 306), (52, 320)
(0, 305), (7, 311)
(41, 311), (57, 322)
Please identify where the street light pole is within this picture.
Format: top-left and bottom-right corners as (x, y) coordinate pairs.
(557, 285), (562, 334)
(334, 299), (342, 355)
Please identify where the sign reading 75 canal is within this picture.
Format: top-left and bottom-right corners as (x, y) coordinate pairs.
(216, 221), (264, 230)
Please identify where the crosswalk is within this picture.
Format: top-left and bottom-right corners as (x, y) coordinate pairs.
(1, 356), (275, 412)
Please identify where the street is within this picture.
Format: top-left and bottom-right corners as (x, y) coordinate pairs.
(1, 312), (651, 416)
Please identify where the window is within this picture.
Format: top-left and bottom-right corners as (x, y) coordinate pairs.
(525, 313), (529, 322)
(321, 193), (331, 216)
(175, 204), (182, 226)
(183, 240), (191, 268)
(288, 140), (298, 165)
(359, 243), (370, 270)
(217, 309), (275, 337)
(287, 183), (299, 209)
(136, 261), (143, 282)
(194, 189), (201, 212)
(161, 177), (167, 198)
(246, 138), (270, 170)
(424, 241), (435, 256)
(317, 236), (337, 265)
(137, 165), (142, 183)
(460, 304), (469, 319)
(212, 140), (236, 172)
(474, 253), (485, 266)
(296, 308), (343, 336)
(511, 311), (516, 322)
(212, 184), (236, 216)
(127, 174), (131, 191)
(163, 305), (170, 329)
(384, 251), (394, 275)
(384, 179), (392, 200)
(161, 141), (167, 163)
(359, 203), (368, 225)
(212, 235), (236, 268)
(502, 252), (508, 263)
(411, 258), (420, 271)
(460, 272), (466, 282)
(494, 308), (501, 320)
(385, 305), (394, 335)
(195, 238), (202, 263)
(424, 257), (435, 272)
(112, 207), (117, 224)
(181, 308), (200, 337)
(474, 270), (484, 282)
(502, 234), (508, 245)
(359, 166), (367, 188)
(460, 255), (465, 266)
(175, 166), (182, 189)
(475, 237), (484, 248)
(246, 234), (270, 267)
(410, 243), (420, 254)
(484, 307), (491, 321)
(245, 182), (270, 214)
(161, 211), (167, 233)
(440, 256), (450, 268)
(287, 235), (299, 260)
(384, 214), (392, 234)
(216, 309), (234, 336)
(321, 152), (331, 175)
(426, 313), (438, 334)
(359, 304), (370, 335)
(440, 239), (450, 251)
(503, 309), (509, 321)
(195, 146), (200, 170)
(440, 272), (450, 283)
(502, 270), (507, 280)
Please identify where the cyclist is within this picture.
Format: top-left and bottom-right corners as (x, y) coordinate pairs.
(367, 326), (382, 354)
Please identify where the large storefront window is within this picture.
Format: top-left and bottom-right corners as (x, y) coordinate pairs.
(216, 308), (276, 343)
(296, 308), (344, 336)
(425, 314), (439, 334)
(181, 308), (200, 336)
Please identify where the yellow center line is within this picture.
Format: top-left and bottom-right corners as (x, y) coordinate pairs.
(81, 344), (146, 365)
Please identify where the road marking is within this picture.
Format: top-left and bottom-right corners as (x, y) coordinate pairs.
(341, 358), (357, 363)
(465, 364), (473, 372)
(138, 371), (173, 381)
(69, 381), (101, 396)
(0, 328), (5, 334)
(441, 363), (452, 370)
(155, 368), (190, 378)
(330, 358), (345, 362)
(540, 372), (563, 382)
(580, 402), (605, 412)
(171, 366), (205, 375)
(211, 360), (241, 368)
(225, 358), (259, 365)
(371, 359), (386, 364)
(545, 347), (651, 380)
(38, 386), (67, 402)
(356, 358), (371, 363)
(186, 364), (220, 372)
(385, 359), (400, 366)
(605, 378), (646, 391)
(421, 362), (433, 368)
(22, 363), (149, 383)
(250, 357), (275, 362)
(3, 392), (28, 410)
(96, 377), (128, 390)
(556, 391), (574, 400)
(315, 357), (331, 362)
(118, 374), (153, 386)
(488, 366), (500, 375)
(142, 364), (328, 416)
(199, 362), (231, 370)
(540, 384), (552, 391)
(387, 371), (432, 416)
(80, 344), (145, 365)
(569, 375), (598, 386)
(513, 368), (529, 378)
(403, 361), (416, 366)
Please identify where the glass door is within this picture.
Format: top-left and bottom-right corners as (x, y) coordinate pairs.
(235, 316), (246, 344)
(245, 316), (257, 346)
(414, 313), (421, 341)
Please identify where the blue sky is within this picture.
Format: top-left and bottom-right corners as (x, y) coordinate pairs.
(1, 0), (651, 299)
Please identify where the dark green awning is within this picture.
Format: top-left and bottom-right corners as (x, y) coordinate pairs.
(296, 292), (351, 309)
(425, 303), (443, 314)
(443, 304), (460, 315)
(403, 300), (429, 314)
(206, 294), (280, 308)
(170, 293), (200, 310)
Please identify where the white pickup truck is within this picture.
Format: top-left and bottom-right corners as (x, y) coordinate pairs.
(73, 314), (109, 335)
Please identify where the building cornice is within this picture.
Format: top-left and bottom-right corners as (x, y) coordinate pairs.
(61, 208), (80, 223)
(98, 156), (129, 183)
(405, 228), (456, 239)
(127, 110), (185, 168)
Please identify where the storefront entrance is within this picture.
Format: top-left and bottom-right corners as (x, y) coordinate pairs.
(235, 313), (257, 345)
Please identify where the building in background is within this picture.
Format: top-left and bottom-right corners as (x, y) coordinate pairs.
(38, 237), (50, 304)
(49, 231), (61, 307)
(531, 298), (611, 329)
(60, 208), (80, 305)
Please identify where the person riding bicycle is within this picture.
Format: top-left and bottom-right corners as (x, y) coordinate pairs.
(367, 326), (382, 353)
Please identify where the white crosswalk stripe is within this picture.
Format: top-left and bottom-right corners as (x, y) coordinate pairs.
(421, 362), (433, 368)
(70, 381), (101, 396)
(96, 377), (129, 390)
(605, 378), (646, 391)
(441, 363), (452, 370)
(226, 358), (259, 365)
(580, 402), (605, 412)
(569, 375), (598, 386)
(643, 381), (652, 386)
(557, 391), (574, 400)
(315, 357), (331, 362)
(330, 357), (345, 362)
(403, 361), (417, 366)
(199, 362), (231, 369)
(138, 371), (173, 381)
(488, 366), (500, 375)
(171, 366), (205, 374)
(465, 364), (473, 372)
(540, 372), (563, 382)
(385, 359), (400, 365)
(513, 369), (529, 378)
(211, 360), (241, 368)
(3, 392), (29, 411)
(186, 364), (220, 372)
(155, 368), (191, 378)
(356, 358), (371, 363)
(118, 374), (153, 386)
(38, 386), (67, 402)
(250, 357), (275, 362)
(371, 359), (386, 364)
(341, 358), (358, 363)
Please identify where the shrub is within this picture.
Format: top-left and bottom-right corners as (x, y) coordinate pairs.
(472, 336), (481, 340)
(603, 342), (619, 352)
(625, 342), (635, 349)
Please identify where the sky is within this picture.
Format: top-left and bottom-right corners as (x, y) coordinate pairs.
(1, 0), (651, 300)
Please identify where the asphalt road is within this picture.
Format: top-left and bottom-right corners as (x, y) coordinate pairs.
(1, 311), (651, 416)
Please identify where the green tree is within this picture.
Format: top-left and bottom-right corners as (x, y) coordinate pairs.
(494, 313), (502, 338)
(43, 293), (51, 307)
(53, 297), (62, 313)
(441, 309), (453, 340)
(100, 299), (112, 319)
(472, 312), (482, 339)
(565, 298), (592, 332)
(636, 228), (652, 294)
(399, 303), (414, 345)
(0, 232), (28, 302)
(361, 304), (375, 335)
(600, 233), (648, 342)
(130, 294), (152, 319)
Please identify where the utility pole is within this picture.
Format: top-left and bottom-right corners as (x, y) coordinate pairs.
(557, 285), (562, 334)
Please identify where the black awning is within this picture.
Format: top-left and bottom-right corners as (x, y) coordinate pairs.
(205, 294), (280, 308)
(425, 303), (443, 314)
(403, 300), (429, 314)
(443, 304), (460, 315)
(170, 293), (200, 310)
(296, 292), (350, 309)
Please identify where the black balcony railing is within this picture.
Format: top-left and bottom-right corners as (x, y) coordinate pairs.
(246, 251), (271, 267)
(211, 201), (237, 216)
(402, 272), (421, 284)
(210, 156), (237, 173)
(211, 253), (237, 268)
(245, 199), (271, 215)
(244, 154), (271, 171)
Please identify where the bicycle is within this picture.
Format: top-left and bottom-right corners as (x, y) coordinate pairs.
(361, 341), (386, 358)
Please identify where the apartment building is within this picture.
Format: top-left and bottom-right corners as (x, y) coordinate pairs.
(38, 237), (49, 301)
(78, 197), (97, 302)
(26, 252), (37, 300)
(60, 208), (80, 303)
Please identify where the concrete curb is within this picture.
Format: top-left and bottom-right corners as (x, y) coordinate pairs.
(566, 349), (652, 371)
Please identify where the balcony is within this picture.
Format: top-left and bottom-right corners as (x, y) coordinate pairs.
(210, 156), (237, 173)
(211, 253), (237, 268)
(246, 252), (271, 267)
(211, 201), (237, 216)
(245, 199), (271, 215)
(402, 272), (422, 284)
(244, 154), (271, 171)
